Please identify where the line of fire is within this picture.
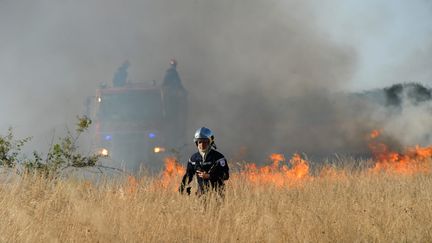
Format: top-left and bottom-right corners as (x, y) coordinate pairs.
(85, 60), (432, 186)
(155, 129), (432, 191)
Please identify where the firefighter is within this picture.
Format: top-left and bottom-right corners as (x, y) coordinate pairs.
(113, 60), (130, 87)
(179, 127), (229, 196)
(162, 58), (185, 90)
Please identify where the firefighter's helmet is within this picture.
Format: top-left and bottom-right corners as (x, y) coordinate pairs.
(194, 127), (214, 145)
(170, 58), (177, 67)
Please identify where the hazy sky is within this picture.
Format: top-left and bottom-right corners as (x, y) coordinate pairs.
(0, 0), (431, 161)
(313, 0), (432, 90)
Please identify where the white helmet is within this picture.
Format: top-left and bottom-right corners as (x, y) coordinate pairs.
(194, 127), (215, 146)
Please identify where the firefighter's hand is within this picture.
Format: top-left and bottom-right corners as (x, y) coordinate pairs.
(197, 171), (210, 179)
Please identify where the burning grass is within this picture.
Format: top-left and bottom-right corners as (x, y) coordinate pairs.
(0, 155), (432, 242)
(1, 131), (432, 241)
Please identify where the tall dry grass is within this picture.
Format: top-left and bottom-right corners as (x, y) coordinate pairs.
(0, 167), (431, 242)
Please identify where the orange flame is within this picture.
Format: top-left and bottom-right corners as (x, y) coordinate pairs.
(289, 153), (310, 179)
(368, 130), (432, 174)
(241, 153), (310, 187)
(369, 129), (381, 139)
(159, 156), (185, 190)
(270, 153), (285, 167)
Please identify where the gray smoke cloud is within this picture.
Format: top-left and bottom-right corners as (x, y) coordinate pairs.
(0, 0), (430, 164)
(363, 83), (432, 151)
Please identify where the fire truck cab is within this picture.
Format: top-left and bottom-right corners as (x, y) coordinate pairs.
(93, 66), (187, 172)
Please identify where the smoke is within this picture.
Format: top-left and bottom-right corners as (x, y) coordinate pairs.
(366, 83), (432, 149)
(0, 0), (430, 163)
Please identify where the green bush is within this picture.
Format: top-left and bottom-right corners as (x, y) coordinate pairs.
(0, 116), (104, 178)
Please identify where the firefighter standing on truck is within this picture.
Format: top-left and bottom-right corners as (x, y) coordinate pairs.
(179, 127), (229, 196)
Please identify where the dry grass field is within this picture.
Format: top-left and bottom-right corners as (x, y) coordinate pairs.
(0, 155), (431, 242)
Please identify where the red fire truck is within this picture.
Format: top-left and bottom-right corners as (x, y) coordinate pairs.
(92, 61), (187, 172)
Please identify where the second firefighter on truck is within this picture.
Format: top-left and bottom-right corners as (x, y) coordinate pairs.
(179, 127), (229, 195)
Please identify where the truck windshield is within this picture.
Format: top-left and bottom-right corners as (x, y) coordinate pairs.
(98, 90), (163, 122)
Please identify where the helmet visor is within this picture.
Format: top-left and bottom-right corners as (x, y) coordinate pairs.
(196, 138), (210, 144)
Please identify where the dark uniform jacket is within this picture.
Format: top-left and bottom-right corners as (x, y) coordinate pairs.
(179, 149), (229, 195)
(162, 66), (184, 90)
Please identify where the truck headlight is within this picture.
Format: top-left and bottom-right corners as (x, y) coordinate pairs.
(154, 147), (166, 153)
(99, 148), (109, 156)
